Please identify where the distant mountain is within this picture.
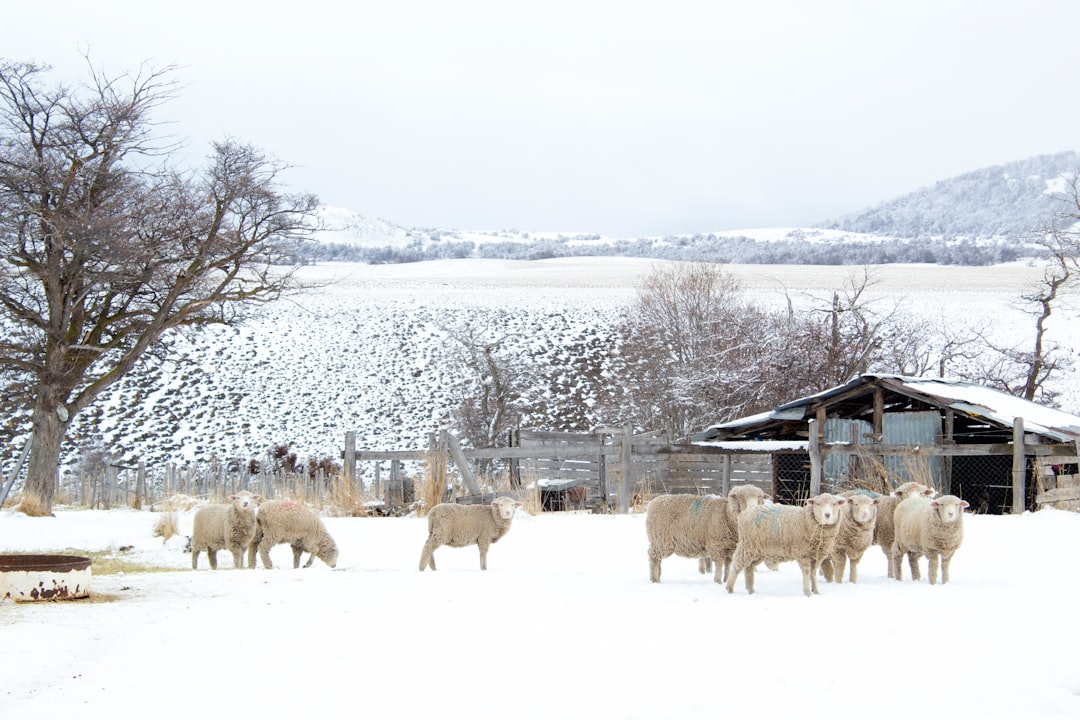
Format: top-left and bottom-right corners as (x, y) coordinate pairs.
(309, 152), (1080, 267)
(818, 151), (1080, 239)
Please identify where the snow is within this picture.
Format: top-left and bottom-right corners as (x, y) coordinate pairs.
(2, 505), (1079, 719)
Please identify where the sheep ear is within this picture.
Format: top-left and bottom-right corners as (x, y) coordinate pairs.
(805, 498), (815, 506)
(836, 498), (846, 505)
(960, 500), (970, 509)
(872, 498), (880, 505)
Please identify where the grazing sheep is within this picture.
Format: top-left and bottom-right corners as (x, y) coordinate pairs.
(419, 496), (523, 571)
(247, 499), (339, 569)
(726, 493), (846, 597)
(646, 485), (767, 584)
(848, 481), (934, 578)
(891, 494), (968, 585)
(821, 493), (878, 583)
(191, 491), (261, 570)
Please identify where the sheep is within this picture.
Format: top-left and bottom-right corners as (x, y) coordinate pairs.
(821, 493), (878, 583)
(419, 496), (523, 571)
(190, 491), (261, 570)
(646, 485), (767, 584)
(847, 481), (934, 578)
(890, 494), (968, 585)
(247, 499), (339, 569)
(725, 493), (846, 597)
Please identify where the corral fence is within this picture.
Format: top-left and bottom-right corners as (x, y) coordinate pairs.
(347, 426), (778, 513)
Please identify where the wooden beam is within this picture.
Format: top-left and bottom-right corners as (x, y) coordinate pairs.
(1012, 418), (1026, 514)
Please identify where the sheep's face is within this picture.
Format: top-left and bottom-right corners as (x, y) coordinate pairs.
(729, 486), (766, 514)
(931, 496), (968, 524)
(318, 536), (339, 568)
(894, 482), (933, 500)
(230, 492), (260, 511)
(491, 497), (522, 520)
(848, 495), (878, 525)
(807, 494), (844, 526)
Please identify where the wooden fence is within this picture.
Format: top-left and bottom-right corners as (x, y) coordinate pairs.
(349, 427), (778, 513)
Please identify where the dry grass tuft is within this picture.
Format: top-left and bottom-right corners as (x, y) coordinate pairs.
(15, 492), (51, 517)
(152, 512), (179, 542)
(418, 450), (448, 517)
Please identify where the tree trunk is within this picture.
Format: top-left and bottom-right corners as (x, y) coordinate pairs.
(20, 391), (67, 516)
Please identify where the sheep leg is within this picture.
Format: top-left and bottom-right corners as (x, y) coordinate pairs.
(247, 542), (258, 569)
(419, 538), (439, 571)
(291, 543), (303, 569)
(927, 551), (940, 586)
(648, 547), (665, 583)
(725, 558), (744, 594)
(745, 560), (759, 594)
(192, 549), (200, 570)
(883, 545), (896, 579)
(890, 543), (903, 581)
(230, 549), (245, 569)
(941, 553), (952, 584)
(821, 555), (835, 583)
(798, 558), (814, 597)
(721, 557), (732, 584)
(907, 552), (921, 581)
(478, 538), (491, 570)
(848, 555), (860, 584)
(259, 541), (274, 569)
(698, 557), (712, 576)
(208, 550), (218, 570)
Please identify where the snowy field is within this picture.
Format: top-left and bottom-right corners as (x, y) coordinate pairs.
(1, 505), (1079, 719)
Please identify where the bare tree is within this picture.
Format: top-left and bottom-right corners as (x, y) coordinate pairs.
(439, 315), (535, 469)
(0, 59), (319, 514)
(970, 173), (1080, 403)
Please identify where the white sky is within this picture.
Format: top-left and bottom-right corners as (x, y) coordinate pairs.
(6, 0), (1080, 236)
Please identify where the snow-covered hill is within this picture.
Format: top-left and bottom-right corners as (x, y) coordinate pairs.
(53, 258), (1079, 477)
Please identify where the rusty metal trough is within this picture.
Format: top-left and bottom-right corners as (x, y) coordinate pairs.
(0, 554), (91, 602)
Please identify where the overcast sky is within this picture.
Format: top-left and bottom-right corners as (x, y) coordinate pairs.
(6, 0), (1080, 237)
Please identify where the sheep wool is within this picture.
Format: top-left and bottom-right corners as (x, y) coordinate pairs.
(891, 494), (968, 585)
(646, 484), (767, 584)
(419, 496), (523, 571)
(190, 491), (260, 570)
(248, 499), (339, 569)
(821, 493), (878, 583)
(726, 493), (846, 597)
(847, 481), (934, 578)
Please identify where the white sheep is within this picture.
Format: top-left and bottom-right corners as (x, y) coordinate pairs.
(247, 499), (339, 569)
(890, 494), (968, 585)
(646, 485), (767, 584)
(725, 493), (846, 597)
(190, 491), (261, 570)
(821, 493), (878, 583)
(851, 481), (934, 578)
(419, 496), (523, 571)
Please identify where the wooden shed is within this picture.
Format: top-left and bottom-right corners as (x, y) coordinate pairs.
(692, 374), (1080, 514)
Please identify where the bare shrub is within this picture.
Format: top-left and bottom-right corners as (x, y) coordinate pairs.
(153, 512), (179, 542)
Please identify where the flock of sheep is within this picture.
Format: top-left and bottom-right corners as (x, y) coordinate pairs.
(647, 481), (969, 596)
(188, 482), (968, 596)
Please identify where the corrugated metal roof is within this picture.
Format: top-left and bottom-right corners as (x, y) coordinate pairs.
(697, 374), (1080, 442)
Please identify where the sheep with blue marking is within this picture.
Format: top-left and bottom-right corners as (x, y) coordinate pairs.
(646, 485), (767, 584)
(725, 493), (846, 597)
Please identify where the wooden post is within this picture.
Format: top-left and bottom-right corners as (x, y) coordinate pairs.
(1012, 417), (1026, 514)
(618, 424), (633, 514)
(445, 431), (482, 496)
(135, 462), (146, 510)
(343, 431), (356, 487)
(721, 454), (732, 497)
(809, 417), (822, 496)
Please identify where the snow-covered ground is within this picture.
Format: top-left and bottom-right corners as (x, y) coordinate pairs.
(1, 505), (1078, 719)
